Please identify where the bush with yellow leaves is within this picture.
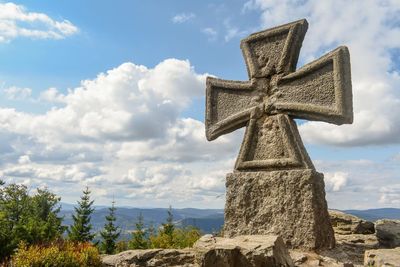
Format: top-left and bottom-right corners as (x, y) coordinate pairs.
(11, 241), (101, 267)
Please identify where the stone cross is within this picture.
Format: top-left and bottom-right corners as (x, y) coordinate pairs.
(206, 19), (352, 171)
(205, 19), (353, 249)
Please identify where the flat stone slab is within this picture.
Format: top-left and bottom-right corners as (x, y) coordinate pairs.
(290, 250), (357, 267)
(224, 169), (335, 249)
(194, 234), (294, 267)
(364, 247), (400, 267)
(320, 234), (379, 265)
(101, 249), (196, 267)
(101, 235), (294, 267)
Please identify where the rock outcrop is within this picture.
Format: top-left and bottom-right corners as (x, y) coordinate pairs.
(329, 210), (375, 235)
(102, 234), (294, 267)
(364, 247), (400, 267)
(101, 249), (196, 267)
(102, 212), (400, 267)
(320, 233), (379, 265)
(375, 219), (400, 248)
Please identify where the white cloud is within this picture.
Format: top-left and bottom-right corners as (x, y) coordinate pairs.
(0, 59), (208, 143)
(202, 27), (218, 41)
(310, 157), (400, 209)
(3, 86), (32, 100)
(0, 58), (239, 208)
(0, 2), (78, 42)
(189, 169), (227, 193)
(18, 155), (31, 164)
(39, 87), (65, 103)
(245, 0), (400, 146)
(379, 184), (400, 205)
(324, 172), (348, 192)
(171, 13), (195, 24)
(223, 19), (249, 42)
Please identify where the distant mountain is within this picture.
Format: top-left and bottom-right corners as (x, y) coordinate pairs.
(60, 202), (76, 211)
(344, 208), (400, 222)
(177, 215), (224, 234)
(59, 205), (224, 240)
(59, 204), (400, 240)
(60, 202), (108, 211)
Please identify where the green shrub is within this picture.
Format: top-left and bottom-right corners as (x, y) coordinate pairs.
(0, 183), (65, 260)
(115, 240), (129, 253)
(11, 241), (101, 267)
(174, 226), (202, 248)
(149, 227), (201, 249)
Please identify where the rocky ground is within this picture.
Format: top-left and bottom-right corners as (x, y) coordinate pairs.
(101, 210), (400, 267)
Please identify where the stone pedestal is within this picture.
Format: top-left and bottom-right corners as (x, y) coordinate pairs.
(224, 169), (335, 249)
(194, 235), (294, 267)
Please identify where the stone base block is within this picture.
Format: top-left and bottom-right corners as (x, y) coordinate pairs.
(194, 234), (294, 267)
(224, 169), (335, 249)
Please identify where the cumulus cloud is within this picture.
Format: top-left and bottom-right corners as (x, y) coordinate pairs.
(245, 0), (400, 146)
(119, 165), (187, 188)
(39, 87), (65, 103)
(379, 184), (400, 205)
(3, 86), (32, 100)
(0, 2), (78, 42)
(171, 13), (195, 24)
(0, 59), (207, 143)
(0, 58), (239, 207)
(324, 172), (348, 192)
(311, 158), (400, 209)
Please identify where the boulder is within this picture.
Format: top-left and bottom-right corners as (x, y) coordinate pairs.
(375, 219), (400, 248)
(329, 210), (375, 235)
(101, 249), (196, 267)
(364, 247), (400, 267)
(194, 234), (294, 267)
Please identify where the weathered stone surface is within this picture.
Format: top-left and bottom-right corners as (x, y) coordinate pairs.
(319, 234), (379, 265)
(205, 19), (353, 171)
(364, 247), (400, 267)
(375, 219), (400, 248)
(194, 234), (294, 267)
(289, 250), (356, 267)
(224, 169), (335, 249)
(101, 249), (196, 267)
(102, 235), (294, 267)
(204, 19), (353, 250)
(329, 210), (375, 235)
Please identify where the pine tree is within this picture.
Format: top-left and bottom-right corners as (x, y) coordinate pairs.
(68, 187), (95, 242)
(100, 200), (120, 254)
(129, 213), (148, 249)
(0, 182), (65, 260)
(162, 205), (175, 246)
(163, 205), (174, 237)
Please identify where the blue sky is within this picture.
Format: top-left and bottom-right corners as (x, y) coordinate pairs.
(0, 0), (399, 209)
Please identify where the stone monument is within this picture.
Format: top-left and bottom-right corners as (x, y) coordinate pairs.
(205, 19), (353, 249)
